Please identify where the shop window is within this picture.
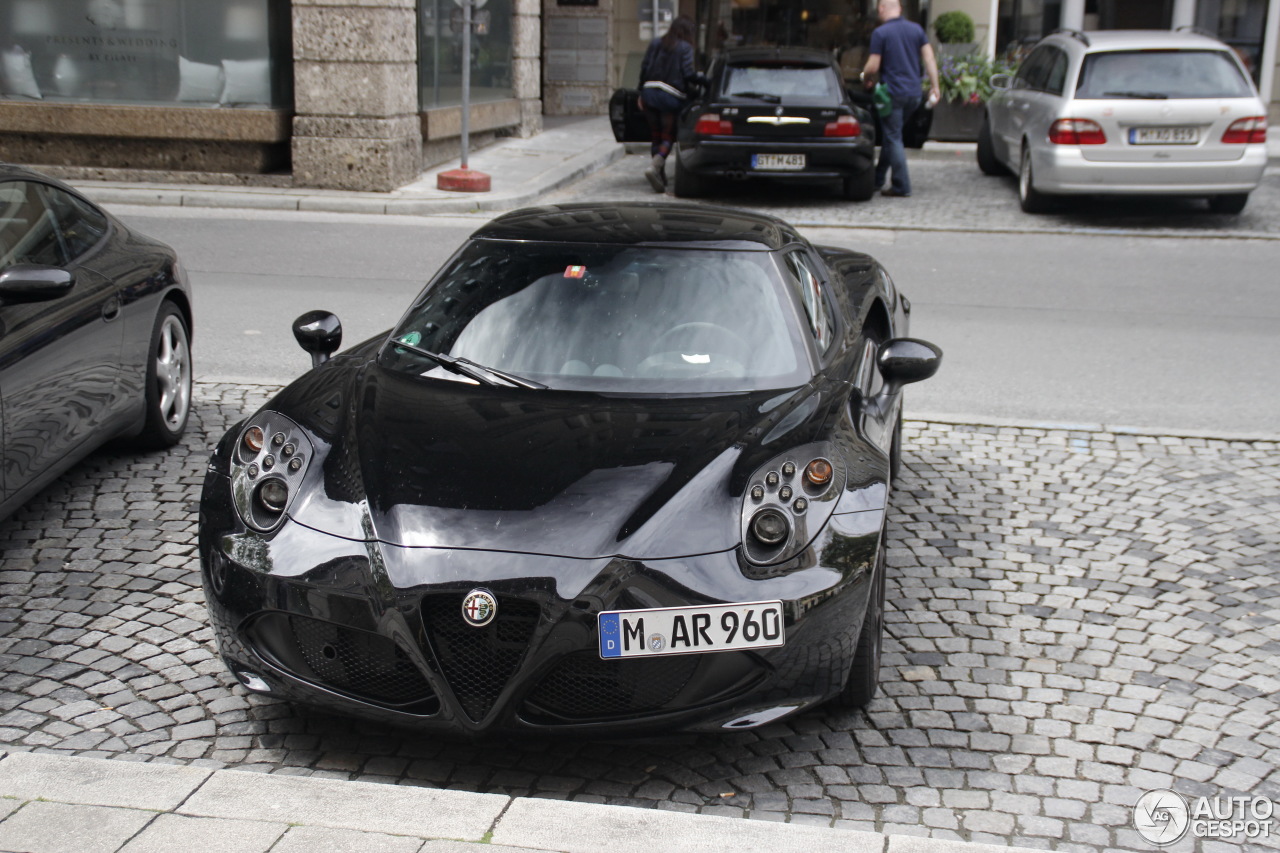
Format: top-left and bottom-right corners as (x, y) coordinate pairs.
(0, 0), (291, 108)
(419, 0), (514, 109)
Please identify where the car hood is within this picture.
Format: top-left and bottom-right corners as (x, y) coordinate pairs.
(279, 361), (836, 559)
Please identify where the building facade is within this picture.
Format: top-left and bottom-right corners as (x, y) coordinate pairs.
(0, 0), (1274, 192)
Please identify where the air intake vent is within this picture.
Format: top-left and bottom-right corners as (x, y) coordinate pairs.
(422, 595), (540, 722)
(250, 613), (435, 708)
(524, 651), (700, 721)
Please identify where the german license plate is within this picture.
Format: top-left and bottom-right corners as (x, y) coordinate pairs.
(752, 153), (805, 170)
(598, 601), (784, 658)
(1130, 126), (1198, 145)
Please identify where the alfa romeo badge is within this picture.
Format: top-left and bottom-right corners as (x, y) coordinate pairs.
(461, 589), (497, 627)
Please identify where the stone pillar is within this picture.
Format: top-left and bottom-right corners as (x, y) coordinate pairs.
(543, 0), (613, 116)
(513, 0), (544, 136)
(1170, 0), (1195, 29)
(1059, 0), (1085, 31)
(291, 0), (423, 192)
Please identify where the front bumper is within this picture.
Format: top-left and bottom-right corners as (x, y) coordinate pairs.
(678, 136), (875, 182)
(199, 504), (883, 736)
(1030, 143), (1267, 195)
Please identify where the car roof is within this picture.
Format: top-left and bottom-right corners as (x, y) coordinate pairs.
(1045, 28), (1236, 53)
(719, 46), (835, 67)
(471, 202), (806, 250)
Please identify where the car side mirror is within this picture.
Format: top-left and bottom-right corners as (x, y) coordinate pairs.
(0, 265), (74, 305)
(292, 310), (342, 369)
(990, 73), (1012, 90)
(878, 338), (942, 396)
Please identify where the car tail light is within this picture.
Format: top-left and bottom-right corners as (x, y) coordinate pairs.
(695, 114), (733, 136)
(824, 115), (860, 137)
(1049, 119), (1106, 145)
(1222, 116), (1266, 144)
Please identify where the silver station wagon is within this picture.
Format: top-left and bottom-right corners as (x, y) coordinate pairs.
(978, 30), (1268, 214)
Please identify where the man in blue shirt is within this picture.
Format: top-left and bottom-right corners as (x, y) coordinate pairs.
(862, 0), (940, 197)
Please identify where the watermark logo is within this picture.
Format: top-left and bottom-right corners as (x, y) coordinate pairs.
(1134, 790), (1190, 845)
(1134, 790), (1275, 845)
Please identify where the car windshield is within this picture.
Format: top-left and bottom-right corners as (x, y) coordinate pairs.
(1075, 49), (1253, 99)
(381, 240), (812, 394)
(723, 64), (841, 103)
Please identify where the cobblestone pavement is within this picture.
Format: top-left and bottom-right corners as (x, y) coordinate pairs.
(542, 151), (1280, 239)
(2, 383), (1278, 853)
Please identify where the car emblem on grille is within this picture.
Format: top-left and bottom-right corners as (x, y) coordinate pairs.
(775, 106), (783, 116)
(461, 589), (497, 627)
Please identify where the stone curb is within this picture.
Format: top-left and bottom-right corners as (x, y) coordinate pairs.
(0, 751), (1052, 853)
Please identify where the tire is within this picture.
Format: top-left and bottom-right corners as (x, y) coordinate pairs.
(672, 151), (705, 198)
(834, 534), (886, 709)
(1018, 144), (1051, 214)
(136, 302), (192, 448)
(976, 115), (1006, 176)
(842, 167), (876, 201)
(1208, 193), (1248, 214)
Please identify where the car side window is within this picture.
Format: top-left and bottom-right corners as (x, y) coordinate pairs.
(42, 185), (109, 261)
(0, 180), (69, 271)
(783, 251), (834, 354)
(1017, 47), (1051, 91)
(1044, 48), (1069, 95)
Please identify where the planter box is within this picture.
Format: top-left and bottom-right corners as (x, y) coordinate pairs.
(930, 98), (984, 141)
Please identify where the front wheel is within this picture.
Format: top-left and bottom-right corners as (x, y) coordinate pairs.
(1207, 193), (1248, 214)
(976, 115), (1006, 175)
(137, 302), (192, 448)
(1018, 145), (1052, 214)
(833, 534), (886, 709)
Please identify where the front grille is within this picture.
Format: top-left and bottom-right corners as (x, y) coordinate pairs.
(422, 595), (540, 722)
(523, 651), (700, 721)
(249, 612), (435, 708)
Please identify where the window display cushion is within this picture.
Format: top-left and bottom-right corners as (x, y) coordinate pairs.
(1, 49), (42, 100)
(177, 56), (225, 103)
(220, 58), (271, 106)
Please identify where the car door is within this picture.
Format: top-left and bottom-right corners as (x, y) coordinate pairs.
(0, 178), (123, 503)
(998, 46), (1053, 154)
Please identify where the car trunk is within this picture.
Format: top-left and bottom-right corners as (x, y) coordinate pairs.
(1075, 98), (1260, 163)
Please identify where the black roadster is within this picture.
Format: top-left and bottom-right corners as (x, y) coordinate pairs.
(198, 202), (940, 736)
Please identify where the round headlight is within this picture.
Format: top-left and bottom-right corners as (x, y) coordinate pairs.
(750, 508), (789, 546)
(805, 458), (833, 488)
(243, 426), (265, 454)
(257, 479), (289, 514)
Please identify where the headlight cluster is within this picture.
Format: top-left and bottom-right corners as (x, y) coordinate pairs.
(231, 412), (313, 532)
(740, 444), (843, 566)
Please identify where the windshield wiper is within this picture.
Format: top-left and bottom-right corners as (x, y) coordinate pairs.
(729, 90), (781, 103)
(390, 341), (548, 390)
(1102, 90), (1168, 99)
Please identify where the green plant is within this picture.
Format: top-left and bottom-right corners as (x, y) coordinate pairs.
(933, 10), (975, 44)
(934, 51), (1017, 104)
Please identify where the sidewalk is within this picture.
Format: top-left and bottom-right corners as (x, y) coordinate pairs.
(64, 116), (1280, 220)
(0, 751), (1041, 853)
(73, 115), (626, 217)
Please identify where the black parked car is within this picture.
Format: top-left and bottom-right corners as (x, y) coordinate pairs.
(671, 47), (878, 200)
(199, 202), (940, 736)
(0, 164), (193, 521)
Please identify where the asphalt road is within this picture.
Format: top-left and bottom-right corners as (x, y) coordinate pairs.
(112, 158), (1280, 435)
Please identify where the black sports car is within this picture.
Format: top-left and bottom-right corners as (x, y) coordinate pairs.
(1, 164), (193, 521)
(199, 202), (939, 736)
(670, 47), (877, 200)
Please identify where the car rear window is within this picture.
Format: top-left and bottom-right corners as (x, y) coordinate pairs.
(722, 64), (841, 103)
(1074, 49), (1253, 99)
